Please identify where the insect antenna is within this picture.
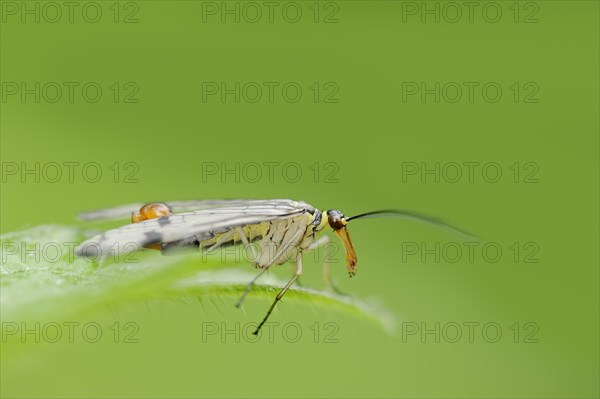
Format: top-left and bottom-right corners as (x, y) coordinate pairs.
(346, 209), (478, 240)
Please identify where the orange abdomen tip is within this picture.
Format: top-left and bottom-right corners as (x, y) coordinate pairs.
(131, 203), (172, 251)
(132, 203), (172, 223)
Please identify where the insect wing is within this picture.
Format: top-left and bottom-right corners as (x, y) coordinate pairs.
(78, 199), (307, 221)
(75, 201), (313, 257)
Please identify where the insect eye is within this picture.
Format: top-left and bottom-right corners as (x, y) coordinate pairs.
(327, 210), (346, 230)
(132, 203), (172, 223)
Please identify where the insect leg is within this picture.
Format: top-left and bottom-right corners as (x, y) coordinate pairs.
(234, 227), (259, 264)
(324, 260), (347, 295)
(205, 229), (236, 253)
(253, 252), (303, 335)
(235, 228), (304, 308)
(235, 266), (270, 308)
(306, 235), (347, 295)
(292, 261), (304, 287)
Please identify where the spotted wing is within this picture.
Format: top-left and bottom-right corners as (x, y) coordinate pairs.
(75, 200), (314, 257)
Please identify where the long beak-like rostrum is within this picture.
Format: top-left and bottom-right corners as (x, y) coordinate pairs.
(334, 227), (357, 277)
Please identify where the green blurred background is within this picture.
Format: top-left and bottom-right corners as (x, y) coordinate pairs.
(1, 1), (598, 398)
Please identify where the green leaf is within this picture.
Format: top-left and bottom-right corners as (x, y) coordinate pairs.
(1, 225), (395, 332)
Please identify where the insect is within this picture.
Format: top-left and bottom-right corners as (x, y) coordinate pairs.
(75, 199), (473, 334)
